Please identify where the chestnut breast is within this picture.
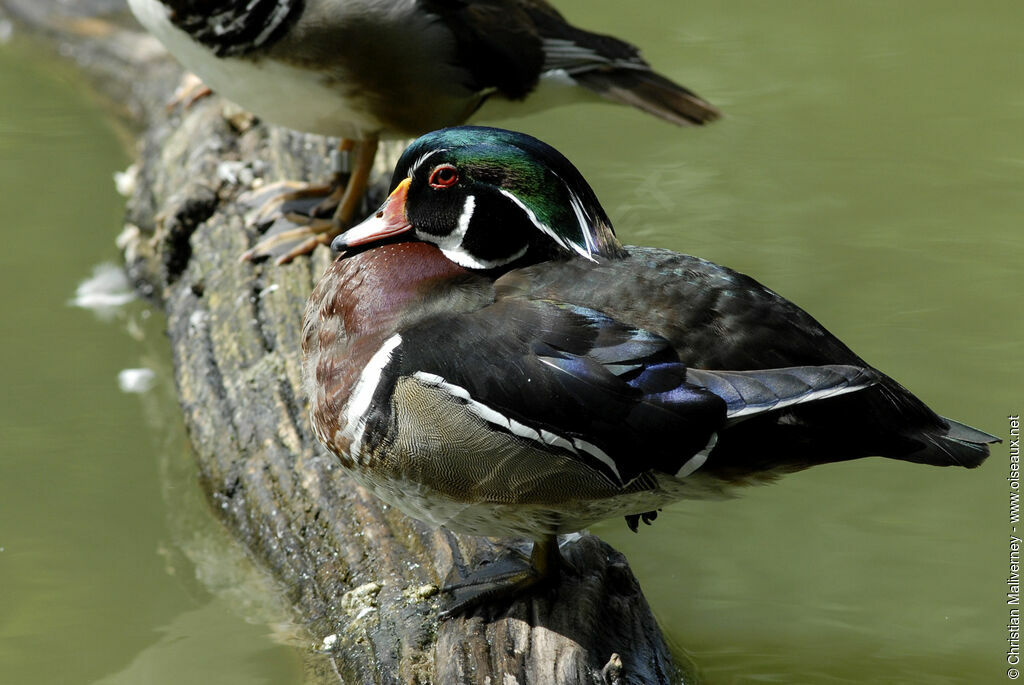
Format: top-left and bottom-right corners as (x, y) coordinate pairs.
(302, 242), (493, 462)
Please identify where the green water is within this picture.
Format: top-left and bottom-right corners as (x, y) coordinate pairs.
(0, 39), (301, 685)
(1, 0), (1021, 683)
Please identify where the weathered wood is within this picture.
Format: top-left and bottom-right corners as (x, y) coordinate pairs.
(6, 2), (684, 682)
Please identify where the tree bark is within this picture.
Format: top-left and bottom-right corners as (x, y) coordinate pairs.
(5, 2), (684, 682)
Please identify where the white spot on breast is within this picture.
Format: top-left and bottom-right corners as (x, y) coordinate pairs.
(345, 334), (402, 455)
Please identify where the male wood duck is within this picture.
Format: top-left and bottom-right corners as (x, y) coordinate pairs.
(302, 126), (997, 614)
(127, 0), (720, 264)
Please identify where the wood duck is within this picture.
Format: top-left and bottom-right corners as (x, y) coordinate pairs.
(302, 126), (997, 614)
(126, 0), (721, 263)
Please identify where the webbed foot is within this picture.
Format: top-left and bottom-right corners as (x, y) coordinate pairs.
(440, 536), (564, 618)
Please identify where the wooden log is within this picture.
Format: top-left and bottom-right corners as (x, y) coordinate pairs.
(6, 2), (684, 682)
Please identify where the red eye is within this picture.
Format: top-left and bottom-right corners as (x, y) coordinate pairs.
(429, 164), (459, 188)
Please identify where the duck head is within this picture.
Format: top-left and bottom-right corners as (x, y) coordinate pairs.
(334, 126), (626, 270)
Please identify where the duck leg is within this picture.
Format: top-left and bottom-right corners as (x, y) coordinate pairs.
(441, 535), (564, 618)
(241, 136), (379, 264)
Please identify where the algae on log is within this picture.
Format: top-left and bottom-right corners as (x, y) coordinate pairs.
(5, 2), (685, 682)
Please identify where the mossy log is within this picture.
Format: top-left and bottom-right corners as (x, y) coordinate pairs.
(6, 2), (684, 682)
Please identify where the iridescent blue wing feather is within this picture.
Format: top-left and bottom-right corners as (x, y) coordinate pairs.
(393, 298), (876, 486)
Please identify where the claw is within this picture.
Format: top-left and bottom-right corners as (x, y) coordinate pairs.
(624, 509), (660, 533)
(239, 217), (335, 263)
(274, 232), (334, 265)
(240, 137), (379, 264)
(241, 180), (337, 227)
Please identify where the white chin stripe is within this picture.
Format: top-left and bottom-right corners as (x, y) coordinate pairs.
(424, 193), (528, 270)
(426, 194), (475, 252)
(344, 334), (402, 453)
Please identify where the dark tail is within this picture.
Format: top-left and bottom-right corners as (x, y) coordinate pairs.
(573, 68), (722, 127)
(701, 381), (998, 482)
(899, 416), (999, 468)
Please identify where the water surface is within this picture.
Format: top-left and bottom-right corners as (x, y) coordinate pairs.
(1, 1), (1020, 683)
(541, 2), (1021, 683)
(0, 37), (302, 685)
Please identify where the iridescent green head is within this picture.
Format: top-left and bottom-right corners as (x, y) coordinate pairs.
(335, 126), (625, 270)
